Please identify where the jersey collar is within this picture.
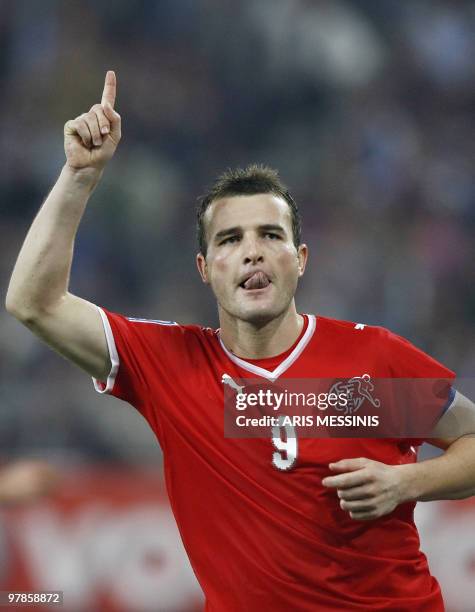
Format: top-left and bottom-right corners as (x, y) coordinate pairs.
(218, 314), (316, 381)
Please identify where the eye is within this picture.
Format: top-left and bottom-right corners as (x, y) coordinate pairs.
(264, 232), (280, 240)
(219, 235), (240, 245)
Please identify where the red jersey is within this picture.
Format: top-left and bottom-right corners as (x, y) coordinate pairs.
(93, 309), (455, 611)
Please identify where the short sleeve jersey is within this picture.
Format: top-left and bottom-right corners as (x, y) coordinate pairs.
(94, 308), (456, 612)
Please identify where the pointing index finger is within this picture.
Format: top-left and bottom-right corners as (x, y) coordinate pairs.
(101, 70), (116, 108)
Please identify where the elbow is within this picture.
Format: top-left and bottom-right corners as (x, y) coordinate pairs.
(5, 278), (22, 318)
(5, 291), (21, 318)
(6, 288), (65, 325)
(5, 291), (40, 325)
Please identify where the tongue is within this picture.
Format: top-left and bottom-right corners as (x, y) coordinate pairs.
(243, 271), (270, 290)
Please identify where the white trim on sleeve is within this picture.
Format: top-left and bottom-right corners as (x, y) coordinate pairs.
(92, 306), (119, 394)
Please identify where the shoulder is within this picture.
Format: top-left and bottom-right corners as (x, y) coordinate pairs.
(101, 308), (219, 347)
(310, 313), (454, 376)
(314, 314), (389, 341)
(124, 315), (217, 339)
(313, 315), (421, 359)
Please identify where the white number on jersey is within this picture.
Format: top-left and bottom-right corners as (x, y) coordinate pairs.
(271, 415), (297, 471)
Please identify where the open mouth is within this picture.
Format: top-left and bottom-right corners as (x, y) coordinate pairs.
(239, 271), (271, 291)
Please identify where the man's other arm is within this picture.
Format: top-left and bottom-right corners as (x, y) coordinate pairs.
(5, 71), (121, 381)
(403, 391), (475, 501)
(322, 391), (475, 519)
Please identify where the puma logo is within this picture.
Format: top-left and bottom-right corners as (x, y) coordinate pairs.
(222, 374), (245, 395)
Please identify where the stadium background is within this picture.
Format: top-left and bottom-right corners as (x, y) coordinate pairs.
(0, 1), (474, 610)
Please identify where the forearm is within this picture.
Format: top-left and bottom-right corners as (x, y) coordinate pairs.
(6, 165), (101, 318)
(399, 436), (475, 502)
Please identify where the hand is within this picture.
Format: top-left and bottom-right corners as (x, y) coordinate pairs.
(64, 70), (121, 172)
(322, 457), (406, 521)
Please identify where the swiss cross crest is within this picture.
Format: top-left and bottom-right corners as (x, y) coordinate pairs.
(330, 374), (381, 415)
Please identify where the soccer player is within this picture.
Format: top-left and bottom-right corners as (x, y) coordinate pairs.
(6, 71), (475, 611)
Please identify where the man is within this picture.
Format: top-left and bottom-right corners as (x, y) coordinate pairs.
(5, 71), (475, 611)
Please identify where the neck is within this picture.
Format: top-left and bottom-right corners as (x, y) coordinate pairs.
(218, 302), (303, 359)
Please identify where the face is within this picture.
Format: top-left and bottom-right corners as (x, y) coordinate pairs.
(196, 194), (308, 325)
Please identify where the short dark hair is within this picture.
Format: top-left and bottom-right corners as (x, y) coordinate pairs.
(196, 164), (301, 256)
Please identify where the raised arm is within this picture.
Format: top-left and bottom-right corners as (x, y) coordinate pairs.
(5, 71), (121, 381)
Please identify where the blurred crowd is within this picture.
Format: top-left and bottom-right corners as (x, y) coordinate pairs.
(1, 0), (474, 462)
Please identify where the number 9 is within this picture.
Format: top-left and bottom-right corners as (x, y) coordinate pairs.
(271, 415), (297, 470)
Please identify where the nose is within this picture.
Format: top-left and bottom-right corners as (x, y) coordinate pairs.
(242, 233), (264, 265)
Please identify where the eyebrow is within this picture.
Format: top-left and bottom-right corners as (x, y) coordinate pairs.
(214, 226), (242, 241)
(213, 224), (286, 241)
(258, 224), (286, 234)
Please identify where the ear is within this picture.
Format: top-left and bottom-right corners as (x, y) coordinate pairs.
(196, 252), (209, 283)
(297, 244), (308, 277)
